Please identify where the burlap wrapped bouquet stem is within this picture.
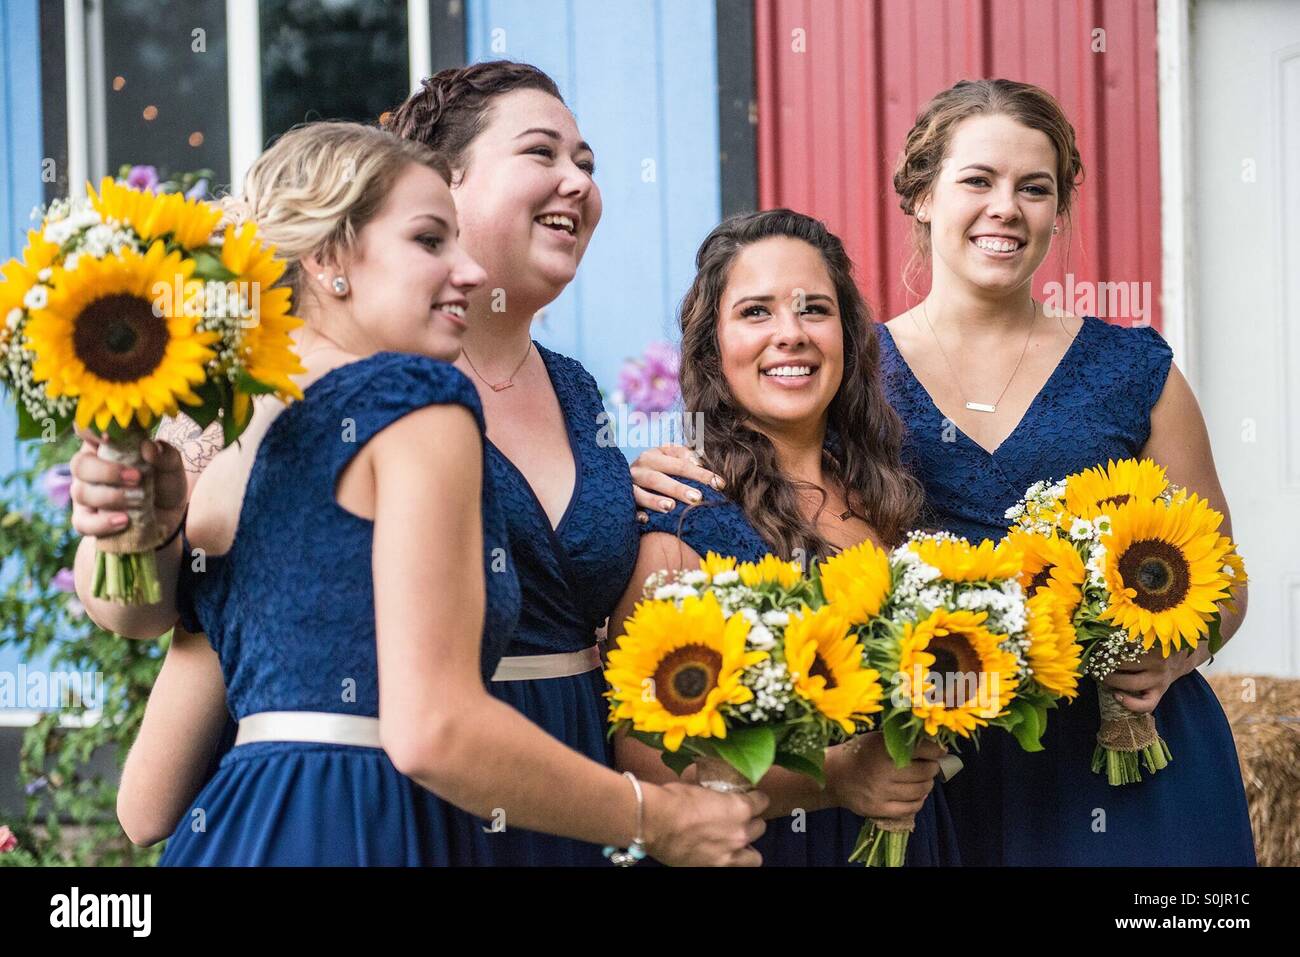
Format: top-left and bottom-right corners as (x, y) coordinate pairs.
(93, 432), (170, 553)
(1092, 681), (1172, 785)
(693, 755), (754, 793)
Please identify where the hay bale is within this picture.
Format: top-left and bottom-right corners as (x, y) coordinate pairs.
(1206, 673), (1300, 867)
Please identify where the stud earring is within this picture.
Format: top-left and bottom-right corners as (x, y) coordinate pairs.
(1052, 224), (1060, 235)
(332, 276), (349, 295)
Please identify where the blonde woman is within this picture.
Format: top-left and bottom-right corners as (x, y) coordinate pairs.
(68, 121), (766, 865)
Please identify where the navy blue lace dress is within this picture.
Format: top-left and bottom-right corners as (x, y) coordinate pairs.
(477, 343), (639, 865)
(159, 353), (521, 866)
(642, 480), (962, 866)
(878, 316), (1255, 865)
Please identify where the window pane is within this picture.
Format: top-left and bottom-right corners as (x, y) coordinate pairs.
(102, 0), (229, 187)
(260, 0), (409, 139)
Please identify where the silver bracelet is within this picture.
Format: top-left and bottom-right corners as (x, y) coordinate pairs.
(602, 771), (647, 866)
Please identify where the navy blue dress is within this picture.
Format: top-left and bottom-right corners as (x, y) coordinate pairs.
(642, 479), (962, 866)
(159, 353), (521, 866)
(477, 343), (639, 865)
(878, 316), (1255, 866)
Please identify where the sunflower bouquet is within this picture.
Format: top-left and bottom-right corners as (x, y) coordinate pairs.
(815, 534), (1081, 866)
(1004, 458), (1246, 785)
(605, 552), (885, 795)
(0, 177), (303, 603)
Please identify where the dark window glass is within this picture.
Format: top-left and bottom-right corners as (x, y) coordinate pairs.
(102, 0), (230, 189)
(260, 0), (409, 138)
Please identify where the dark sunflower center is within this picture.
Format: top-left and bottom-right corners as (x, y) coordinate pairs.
(927, 633), (981, 707)
(1097, 493), (1130, 509)
(809, 654), (837, 690)
(653, 644), (722, 716)
(1028, 567), (1053, 596)
(1117, 538), (1190, 612)
(73, 293), (170, 382)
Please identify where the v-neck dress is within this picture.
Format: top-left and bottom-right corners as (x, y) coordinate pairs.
(643, 481), (962, 867)
(878, 316), (1255, 866)
(478, 343), (640, 865)
(160, 353), (520, 865)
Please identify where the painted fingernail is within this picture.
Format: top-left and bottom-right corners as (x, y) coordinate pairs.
(688, 489), (702, 502)
(636, 512), (649, 524)
(112, 514), (129, 528)
(660, 499), (674, 512)
(711, 476), (725, 490)
(121, 468), (141, 484)
(124, 488), (145, 505)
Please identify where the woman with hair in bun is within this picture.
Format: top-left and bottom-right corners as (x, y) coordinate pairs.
(631, 78), (1255, 866)
(67, 119), (767, 866)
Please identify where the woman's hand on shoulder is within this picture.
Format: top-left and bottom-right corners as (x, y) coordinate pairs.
(630, 444), (724, 521)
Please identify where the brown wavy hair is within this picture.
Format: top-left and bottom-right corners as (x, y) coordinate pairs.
(381, 60), (563, 179)
(893, 78), (1085, 296)
(677, 209), (924, 560)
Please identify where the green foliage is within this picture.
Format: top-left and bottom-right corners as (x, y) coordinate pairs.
(0, 434), (165, 865)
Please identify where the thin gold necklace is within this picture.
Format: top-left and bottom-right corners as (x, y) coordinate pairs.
(462, 340), (533, 392)
(920, 297), (1037, 413)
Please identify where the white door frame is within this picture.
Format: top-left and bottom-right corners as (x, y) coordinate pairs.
(1157, 0), (1196, 386)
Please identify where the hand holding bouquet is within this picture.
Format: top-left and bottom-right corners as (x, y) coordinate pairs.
(1005, 458), (1246, 785)
(815, 534), (1082, 865)
(0, 177), (304, 603)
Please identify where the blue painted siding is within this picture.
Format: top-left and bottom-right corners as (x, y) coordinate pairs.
(465, 0), (721, 403)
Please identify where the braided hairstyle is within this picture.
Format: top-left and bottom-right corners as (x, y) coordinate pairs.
(381, 61), (564, 179)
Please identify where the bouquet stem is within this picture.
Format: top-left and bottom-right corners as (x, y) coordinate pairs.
(693, 755), (754, 793)
(849, 816), (913, 867)
(91, 431), (168, 605)
(1092, 682), (1172, 785)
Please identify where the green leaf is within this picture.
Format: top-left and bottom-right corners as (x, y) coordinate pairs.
(189, 249), (236, 282)
(1009, 699), (1045, 752)
(774, 750), (826, 787)
(660, 748), (695, 778)
(1207, 613), (1225, 657)
(881, 712), (915, 768)
(710, 726), (776, 786)
(236, 370), (279, 396)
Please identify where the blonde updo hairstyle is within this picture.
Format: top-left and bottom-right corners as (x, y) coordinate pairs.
(893, 79), (1084, 295)
(218, 121), (451, 310)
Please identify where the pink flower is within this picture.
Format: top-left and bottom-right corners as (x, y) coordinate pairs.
(126, 165), (160, 192)
(0, 826), (17, 853)
(52, 568), (77, 593)
(617, 341), (681, 414)
(40, 464), (73, 509)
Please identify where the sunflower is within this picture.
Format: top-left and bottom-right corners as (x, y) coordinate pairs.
(897, 607), (1020, 737)
(1065, 458), (1169, 520)
(818, 540), (893, 625)
(24, 241), (219, 430)
(699, 550), (737, 580)
(217, 222), (305, 425)
(1007, 529), (1085, 617)
(89, 177), (222, 250)
(737, 554), (802, 590)
(1099, 494), (1233, 655)
(605, 591), (767, 751)
(784, 604), (883, 733)
(1219, 542), (1248, 615)
(907, 536), (1022, 583)
(0, 229), (60, 318)
(1024, 592), (1082, 699)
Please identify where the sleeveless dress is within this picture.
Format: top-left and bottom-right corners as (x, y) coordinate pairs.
(477, 343), (639, 865)
(642, 480), (962, 866)
(878, 315), (1256, 866)
(159, 353), (521, 866)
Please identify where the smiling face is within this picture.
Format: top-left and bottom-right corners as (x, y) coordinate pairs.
(920, 113), (1060, 295)
(450, 88), (601, 311)
(715, 236), (844, 439)
(341, 162), (486, 360)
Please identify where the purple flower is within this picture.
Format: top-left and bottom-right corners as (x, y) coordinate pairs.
(40, 464), (73, 509)
(52, 568), (76, 593)
(618, 341), (681, 414)
(126, 165), (160, 192)
(184, 178), (209, 201)
(24, 777), (47, 797)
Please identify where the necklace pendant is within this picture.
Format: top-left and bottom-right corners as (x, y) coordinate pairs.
(965, 401), (996, 413)
(490, 381), (515, 392)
